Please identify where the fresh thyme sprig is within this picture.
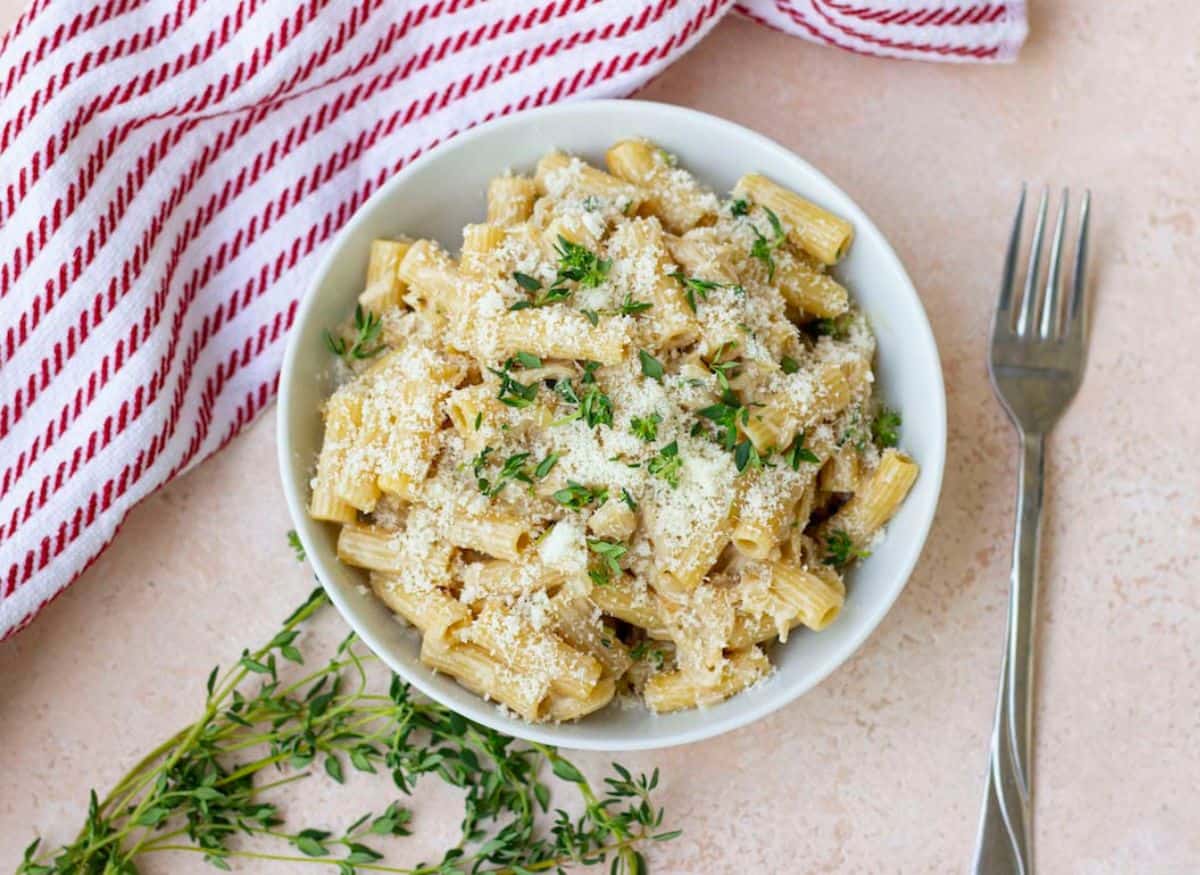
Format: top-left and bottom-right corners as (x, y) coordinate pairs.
(667, 271), (744, 313)
(17, 582), (677, 875)
(646, 441), (682, 488)
(554, 236), (611, 288)
(553, 363), (614, 429)
(287, 530), (306, 562)
(748, 206), (785, 281)
(554, 480), (609, 510)
(509, 237), (611, 312)
(871, 407), (902, 448)
(587, 539), (628, 586)
(824, 528), (870, 568)
(325, 305), (385, 361)
(629, 413), (662, 443)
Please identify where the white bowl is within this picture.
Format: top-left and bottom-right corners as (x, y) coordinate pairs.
(277, 100), (946, 750)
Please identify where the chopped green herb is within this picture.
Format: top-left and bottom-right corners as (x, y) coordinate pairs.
(513, 351), (543, 369)
(630, 412), (662, 443)
(785, 431), (820, 469)
(748, 206), (785, 281)
(638, 349), (665, 382)
(811, 314), (853, 340)
(780, 355), (800, 374)
(513, 271), (543, 293)
(510, 286), (571, 310)
(730, 197), (751, 217)
(612, 293), (653, 317)
(708, 343), (741, 392)
(554, 480), (609, 510)
(474, 449), (533, 498)
(647, 440), (682, 488)
(323, 305), (385, 361)
(534, 452), (560, 479)
(488, 362), (538, 408)
(510, 270), (571, 310)
(840, 407), (867, 452)
(824, 529), (870, 568)
(580, 360), (601, 384)
(286, 530), (306, 562)
(582, 194), (602, 211)
(554, 375), (613, 429)
(630, 641), (665, 670)
(555, 235), (610, 288)
(733, 439), (765, 473)
(555, 379), (580, 406)
(579, 384), (613, 428)
(668, 270), (733, 313)
(697, 391), (745, 451)
(587, 539), (627, 585)
(620, 487), (638, 511)
(473, 411), (483, 431)
(871, 407), (902, 448)
(580, 307), (600, 326)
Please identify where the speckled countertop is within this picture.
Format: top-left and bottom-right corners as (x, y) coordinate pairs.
(2, 3), (1198, 873)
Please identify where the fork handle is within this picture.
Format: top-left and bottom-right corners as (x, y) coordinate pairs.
(973, 433), (1045, 874)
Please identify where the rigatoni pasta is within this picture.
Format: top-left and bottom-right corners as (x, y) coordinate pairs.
(309, 141), (917, 722)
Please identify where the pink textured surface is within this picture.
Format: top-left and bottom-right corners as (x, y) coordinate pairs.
(2, 4), (1198, 873)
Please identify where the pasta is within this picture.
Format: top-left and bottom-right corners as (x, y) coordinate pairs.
(309, 142), (917, 721)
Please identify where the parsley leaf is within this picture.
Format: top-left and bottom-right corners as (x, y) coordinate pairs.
(638, 349), (665, 382)
(580, 307), (600, 326)
(824, 529), (870, 568)
(780, 355), (800, 374)
(871, 407), (902, 448)
(630, 412), (662, 443)
(620, 487), (638, 510)
(729, 197), (751, 217)
(647, 440), (682, 488)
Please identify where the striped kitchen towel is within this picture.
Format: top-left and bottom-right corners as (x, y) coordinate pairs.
(0, 0), (1027, 639)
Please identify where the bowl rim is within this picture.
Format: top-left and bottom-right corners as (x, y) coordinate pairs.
(277, 98), (947, 750)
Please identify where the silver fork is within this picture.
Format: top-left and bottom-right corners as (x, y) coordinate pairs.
(972, 187), (1092, 874)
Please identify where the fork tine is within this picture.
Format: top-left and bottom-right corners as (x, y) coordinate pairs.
(1066, 190), (1092, 337)
(1038, 189), (1069, 338)
(994, 185), (1026, 330)
(1014, 188), (1049, 337)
